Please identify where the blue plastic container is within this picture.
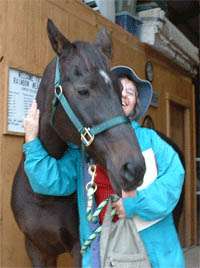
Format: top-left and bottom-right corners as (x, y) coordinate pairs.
(115, 11), (142, 37)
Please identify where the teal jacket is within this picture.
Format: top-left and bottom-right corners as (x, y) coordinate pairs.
(23, 121), (185, 268)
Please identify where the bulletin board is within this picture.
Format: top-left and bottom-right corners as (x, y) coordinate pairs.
(5, 67), (41, 135)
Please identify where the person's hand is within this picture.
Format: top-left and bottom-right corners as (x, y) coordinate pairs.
(112, 198), (126, 218)
(24, 100), (40, 143)
(112, 190), (136, 218)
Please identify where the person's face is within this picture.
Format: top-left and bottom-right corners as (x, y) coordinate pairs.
(121, 78), (138, 116)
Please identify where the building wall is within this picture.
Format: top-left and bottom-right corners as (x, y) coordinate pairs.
(0, 0), (197, 267)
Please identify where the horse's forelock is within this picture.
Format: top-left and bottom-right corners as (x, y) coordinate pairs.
(74, 42), (108, 72)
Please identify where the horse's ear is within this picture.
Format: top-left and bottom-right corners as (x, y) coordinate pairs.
(47, 19), (73, 56)
(95, 28), (112, 59)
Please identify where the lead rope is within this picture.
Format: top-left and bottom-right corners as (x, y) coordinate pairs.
(81, 164), (119, 255)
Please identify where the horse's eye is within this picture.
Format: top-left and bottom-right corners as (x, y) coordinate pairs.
(78, 89), (89, 97)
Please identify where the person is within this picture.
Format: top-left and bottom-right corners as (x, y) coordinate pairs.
(23, 65), (185, 268)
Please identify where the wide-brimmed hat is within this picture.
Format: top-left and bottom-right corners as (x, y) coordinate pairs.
(111, 65), (153, 120)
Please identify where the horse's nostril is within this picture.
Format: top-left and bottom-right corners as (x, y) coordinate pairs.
(121, 161), (145, 191)
(123, 162), (135, 179)
(124, 162), (134, 172)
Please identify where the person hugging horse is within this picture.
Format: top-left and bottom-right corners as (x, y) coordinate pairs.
(23, 65), (185, 268)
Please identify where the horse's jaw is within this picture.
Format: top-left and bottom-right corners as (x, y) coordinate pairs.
(39, 114), (68, 159)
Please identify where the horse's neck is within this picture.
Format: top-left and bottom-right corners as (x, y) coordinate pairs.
(39, 113), (67, 159)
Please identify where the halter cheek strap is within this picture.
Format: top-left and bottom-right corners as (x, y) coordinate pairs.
(50, 57), (129, 147)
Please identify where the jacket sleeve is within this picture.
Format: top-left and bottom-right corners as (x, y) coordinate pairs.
(122, 130), (185, 221)
(23, 138), (80, 196)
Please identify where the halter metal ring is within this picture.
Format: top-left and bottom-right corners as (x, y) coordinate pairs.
(81, 127), (94, 147)
(86, 181), (97, 193)
(55, 85), (63, 97)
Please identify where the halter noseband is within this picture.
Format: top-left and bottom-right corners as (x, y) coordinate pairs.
(50, 57), (129, 147)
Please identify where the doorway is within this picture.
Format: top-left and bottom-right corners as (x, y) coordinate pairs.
(166, 93), (197, 247)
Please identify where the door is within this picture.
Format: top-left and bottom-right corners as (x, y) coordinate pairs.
(166, 93), (197, 247)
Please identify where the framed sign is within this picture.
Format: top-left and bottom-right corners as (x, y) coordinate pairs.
(5, 68), (41, 135)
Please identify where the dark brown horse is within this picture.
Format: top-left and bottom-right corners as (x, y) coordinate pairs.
(11, 20), (145, 267)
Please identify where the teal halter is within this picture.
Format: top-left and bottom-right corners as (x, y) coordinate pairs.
(50, 57), (128, 255)
(51, 57), (129, 146)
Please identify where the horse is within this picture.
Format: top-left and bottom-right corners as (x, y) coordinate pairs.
(11, 19), (146, 267)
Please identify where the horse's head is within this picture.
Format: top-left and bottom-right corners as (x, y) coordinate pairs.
(43, 19), (145, 195)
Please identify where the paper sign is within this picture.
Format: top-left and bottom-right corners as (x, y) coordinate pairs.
(7, 68), (41, 134)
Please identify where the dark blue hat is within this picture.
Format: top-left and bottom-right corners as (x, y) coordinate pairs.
(111, 65), (153, 120)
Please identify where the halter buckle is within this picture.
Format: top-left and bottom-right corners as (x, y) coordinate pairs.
(81, 127), (94, 147)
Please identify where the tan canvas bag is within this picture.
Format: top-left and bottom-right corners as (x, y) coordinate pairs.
(100, 199), (151, 268)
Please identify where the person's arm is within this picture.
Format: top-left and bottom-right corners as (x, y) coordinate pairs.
(122, 130), (185, 221)
(23, 100), (79, 196)
(23, 138), (79, 196)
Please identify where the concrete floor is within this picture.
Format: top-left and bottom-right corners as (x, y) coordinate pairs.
(184, 207), (200, 268)
(184, 246), (200, 268)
